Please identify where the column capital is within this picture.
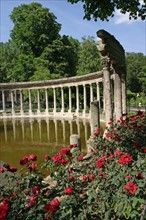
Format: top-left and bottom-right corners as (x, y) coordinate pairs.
(101, 56), (111, 69)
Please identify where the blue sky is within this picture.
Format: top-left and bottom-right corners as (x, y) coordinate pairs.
(0, 0), (146, 54)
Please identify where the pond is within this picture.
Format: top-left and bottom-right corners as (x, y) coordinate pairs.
(0, 117), (94, 171)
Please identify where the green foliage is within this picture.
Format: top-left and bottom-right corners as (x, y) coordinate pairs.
(0, 41), (19, 82)
(0, 114), (146, 219)
(67, 0), (146, 21)
(77, 36), (101, 75)
(126, 53), (146, 94)
(10, 2), (61, 57)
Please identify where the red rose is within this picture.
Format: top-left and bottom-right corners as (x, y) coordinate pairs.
(114, 151), (122, 156)
(124, 182), (137, 195)
(3, 163), (10, 169)
(19, 156), (28, 165)
(68, 176), (74, 181)
(82, 175), (88, 181)
(8, 166), (17, 173)
(77, 155), (83, 161)
(28, 154), (37, 161)
(50, 199), (60, 208)
(52, 155), (62, 163)
(118, 153), (132, 165)
(64, 187), (73, 194)
(60, 148), (71, 155)
(88, 174), (95, 181)
(96, 157), (107, 168)
(143, 148), (146, 153)
(32, 186), (40, 194)
(44, 154), (50, 160)
(0, 167), (4, 173)
(135, 173), (144, 179)
(94, 128), (100, 137)
(61, 158), (68, 165)
(27, 195), (37, 207)
(44, 199), (60, 214)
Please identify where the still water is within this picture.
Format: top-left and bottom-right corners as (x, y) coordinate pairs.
(0, 117), (92, 170)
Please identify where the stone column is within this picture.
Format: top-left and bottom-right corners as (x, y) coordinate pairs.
(28, 89), (32, 115)
(11, 90), (15, 115)
(2, 90), (6, 114)
(121, 71), (127, 115)
(61, 86), (64, 113)
(96, 82), (100, 108)
(68, 86), (72, 113)
(53, 88), (56, 113)
(20, 90), (24, 115)
(37, 89), (41, 114)
(76, 85), (79, 114)
(102, 57), (113, 126)
(45, 88), (49, 114)
(83, 84), (87, 116)
(90, 101), (100, 135)
(113, 64), (122, 121)
(90, 83), (93, 102)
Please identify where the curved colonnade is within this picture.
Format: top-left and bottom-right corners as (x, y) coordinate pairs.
(0, 71), (103, 119)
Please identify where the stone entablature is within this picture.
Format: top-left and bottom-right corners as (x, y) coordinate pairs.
(0, 71), (103, 90)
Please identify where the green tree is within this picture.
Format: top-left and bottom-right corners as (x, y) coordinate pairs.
(67, 0), (146, 21)
(41, 37), (79, 77)
(126, 52), (146, 93)
(10, 2), (61, 57)
(76, 36), (101, 75)
(0, 41), (19, 82)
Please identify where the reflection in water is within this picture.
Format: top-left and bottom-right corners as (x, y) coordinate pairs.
(0, 117), (92, 170)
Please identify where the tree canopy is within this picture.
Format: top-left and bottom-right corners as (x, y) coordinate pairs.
(10, 2), (61, 57)
(67, 0), (146, 21)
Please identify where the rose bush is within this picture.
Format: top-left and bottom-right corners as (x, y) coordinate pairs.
(0, 113), (146, 220)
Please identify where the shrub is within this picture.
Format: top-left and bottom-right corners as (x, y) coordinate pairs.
(0, 113), (146, 220)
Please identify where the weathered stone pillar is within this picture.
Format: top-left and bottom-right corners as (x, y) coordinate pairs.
(2, 90), (6, 113)
(45, 88), (49, 114)
(83, 84), (87, 116)
(61, 86), (64, 113)
(90, 83), (93, 102)
(11, 90), (15, 115)
(113, 65), (122, 121)
(96, 82), (100, 108)
(53, 88), (56, 113)
(20, 90), (24, 115)
(28, 89), (32, 115)
(102, 57), (113, 126)
(68, 86), (72, 113)
(121, 71), (127, 115)
(37, 89), (41, 114)
(76, 85), (79, 114)
(70, 134), (81, 151)
(90, 101), (100, 135)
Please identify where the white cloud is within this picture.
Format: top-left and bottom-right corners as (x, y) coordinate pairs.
(114, 10), (137, 24)
(114, 9), (143, 25)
